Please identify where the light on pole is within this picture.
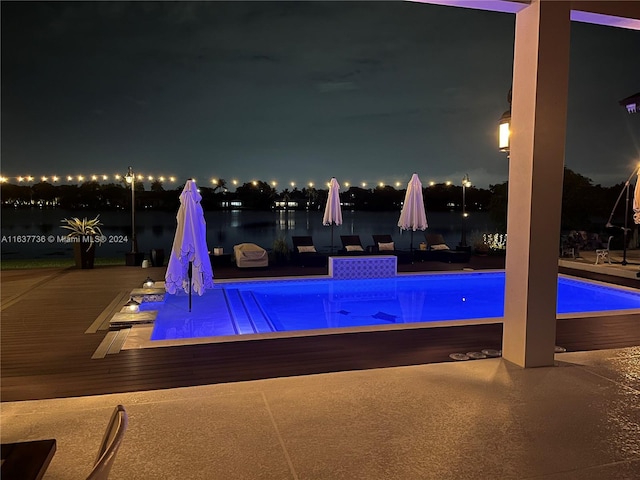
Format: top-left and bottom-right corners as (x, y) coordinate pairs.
(459, 174), (471, 248)
(124, 166), (139, 262)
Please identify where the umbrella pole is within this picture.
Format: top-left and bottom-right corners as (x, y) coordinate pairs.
(188, 261), (193, 312)
(623, 182), (630, 265)
(331, 223), (334, 253)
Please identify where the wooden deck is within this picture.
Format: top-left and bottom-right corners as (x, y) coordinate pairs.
(1, 256), (639, 402)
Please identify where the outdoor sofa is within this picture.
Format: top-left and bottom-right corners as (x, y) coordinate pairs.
(233, 243), (269, 268)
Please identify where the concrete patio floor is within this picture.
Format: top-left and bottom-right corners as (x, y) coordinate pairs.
(2, 346), (639, 479)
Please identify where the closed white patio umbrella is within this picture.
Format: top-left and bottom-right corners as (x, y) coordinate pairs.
(323, 177), (343, 253)
(634, 168), (640, 225)
(165, 179), (214, 311)
(398, 173), (428, 252)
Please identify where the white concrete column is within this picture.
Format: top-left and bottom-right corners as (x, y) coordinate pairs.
(502, 0), (571, 368)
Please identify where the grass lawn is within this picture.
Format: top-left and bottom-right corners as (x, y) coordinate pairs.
(1, 257), (126, 270)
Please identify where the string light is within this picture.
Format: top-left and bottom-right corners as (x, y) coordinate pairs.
(1, 173), (180, 184)
(0, 173), (465, 189)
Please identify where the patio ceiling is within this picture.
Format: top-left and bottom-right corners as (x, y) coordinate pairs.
(409, 0), (640, 29)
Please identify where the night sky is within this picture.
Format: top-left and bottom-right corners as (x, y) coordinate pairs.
(2, 1), (639, 189)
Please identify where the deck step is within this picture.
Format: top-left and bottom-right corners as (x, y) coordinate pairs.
(107, 328), (130, 354)
(86, 290), (130, 333)
(92, 331), (118, 359)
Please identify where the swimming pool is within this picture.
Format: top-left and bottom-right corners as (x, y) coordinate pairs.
(148, 272), (640, 341)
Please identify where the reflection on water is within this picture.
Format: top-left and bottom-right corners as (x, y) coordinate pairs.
(1, 208), (497, 259)
(277, 211), (296, 230)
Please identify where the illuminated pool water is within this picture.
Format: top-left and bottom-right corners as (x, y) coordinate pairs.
(149, 272), (640, 341)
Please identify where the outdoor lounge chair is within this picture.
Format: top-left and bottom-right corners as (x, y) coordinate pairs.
(339, 235), (367, 255)
(233, 243), (269, 268)
(422, 233), (470, 263)
(291, 236), (327, 267)
(371, 234), (411, 263)
(425, 234), (450, 251)
(371, 234), (396, 253)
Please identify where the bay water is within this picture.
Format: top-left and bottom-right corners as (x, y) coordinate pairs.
(1, 208), (497, 260)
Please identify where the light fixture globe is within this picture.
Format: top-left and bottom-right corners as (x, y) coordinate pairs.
(499, 109), (511, 152)
(124, 166), (134, 184)
(124, 298), (140, 313)
(499, 88), (512, 153)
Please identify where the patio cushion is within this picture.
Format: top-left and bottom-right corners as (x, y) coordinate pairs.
(378, 242), (395, 251)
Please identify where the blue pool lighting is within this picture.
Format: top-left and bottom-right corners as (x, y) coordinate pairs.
(149, 272), (640, 341)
